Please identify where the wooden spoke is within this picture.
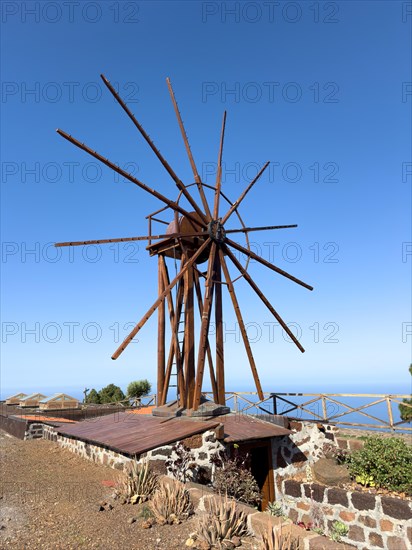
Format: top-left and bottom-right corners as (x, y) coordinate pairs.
(101, 74), (208, 225)
(225, 224), (298, 235)
(219, 249), (264, 400)
(226, 238), (313, 291)
(55, 231), (208, 248)
(213, 111), (227, 220)
(223, 244), (305, 353)
(56, 129), (205, 230)
(111, 237), (211, 359)
(193, 270), (219, 403)
(193, 242), (217, 409)
(166, 77), (212, 220)
(221, 162), (270, 225)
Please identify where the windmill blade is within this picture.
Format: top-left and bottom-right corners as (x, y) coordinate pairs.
(221, 161), (270, 225)
(56, 129), (205, 231)
(54, 231), (208, 248)
(223, 244), (305, 353)
(225, 224), (298, 235)
(213, 111), (227, 220)
(101, 74), (208, 225)
(225, 237), (313, 291)
(193, 242), (217, 409)
(111, 237), (211, 359)
(166, 77), (212, 220)
(219, 249), (264, 400)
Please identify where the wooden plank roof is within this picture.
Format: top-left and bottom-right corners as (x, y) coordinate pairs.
(56, 412), (219, 455)
(55, 412), (291, 456)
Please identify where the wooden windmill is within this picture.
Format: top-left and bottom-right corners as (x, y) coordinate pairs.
(55, 75), (313, 413)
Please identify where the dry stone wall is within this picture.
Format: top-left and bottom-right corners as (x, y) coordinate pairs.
(279, 480), (412, 549)
(43, 426), (224, 478)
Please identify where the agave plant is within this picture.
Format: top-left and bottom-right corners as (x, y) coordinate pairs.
(196, 498), (248, 547)
(150, 481), (193, 525)
(119, 458), (158, 504)
(260, 524), (301, 550)
(266, 501), (284, 517)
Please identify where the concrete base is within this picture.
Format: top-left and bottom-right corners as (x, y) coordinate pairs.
(151, 397), (230, 418)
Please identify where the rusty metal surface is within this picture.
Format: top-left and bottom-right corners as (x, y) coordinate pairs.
(56, 412), (219, 456)
(216, 414), (291, 442)
(55, 412), (290, 456)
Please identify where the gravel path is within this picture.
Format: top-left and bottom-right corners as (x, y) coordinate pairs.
(0, 430), (205, 549)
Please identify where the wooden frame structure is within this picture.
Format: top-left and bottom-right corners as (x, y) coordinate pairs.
(55, 75), (313, 412)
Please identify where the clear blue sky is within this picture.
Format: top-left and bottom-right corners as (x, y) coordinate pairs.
(1, 1), (411, 398)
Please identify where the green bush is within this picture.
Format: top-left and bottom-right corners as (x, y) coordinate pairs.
(127, 379), (152, 399)
(347, 436), (412, 495)
(85, 388), (100, 404)
(99, 383), (125, 404)
(211, 451), (261, 507)
(398, 364), (412, 422)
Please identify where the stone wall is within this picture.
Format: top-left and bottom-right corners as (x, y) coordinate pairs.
(24, 423), (44, 439)
(280, 479), (412, 550)
(43, 426), (224, 479)
(272, 420), (339, 494)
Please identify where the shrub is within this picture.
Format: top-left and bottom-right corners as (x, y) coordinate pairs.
(150, 481), (193, 525)
(196, 498), (248, 547)
(330, 520), (348, 542)
(127, 379), (152, 400)
(212, 451), (261, 507)
(347, 435), (412, 494)
(398, 364), (412, 422)
(165, 442), (198, 483)
(99, 383), (125, 404)
(119, 459), (158, 504)
(85, 388), (100, 404)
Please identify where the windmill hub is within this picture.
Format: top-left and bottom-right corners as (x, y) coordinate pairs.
(208, 220), (226, 243)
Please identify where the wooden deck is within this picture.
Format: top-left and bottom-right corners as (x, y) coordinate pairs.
(55, 412), (291, 456)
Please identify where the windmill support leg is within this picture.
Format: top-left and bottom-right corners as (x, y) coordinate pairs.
(214, 252), (225, 405)
(193, 271), (219, 403)
(157, 255), (166, 405)
(184, 262), (195, 409)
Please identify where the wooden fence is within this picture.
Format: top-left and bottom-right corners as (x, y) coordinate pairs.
(199, 391), (412, 433)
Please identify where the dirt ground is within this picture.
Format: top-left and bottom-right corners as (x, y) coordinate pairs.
(0, 430), (242, 550)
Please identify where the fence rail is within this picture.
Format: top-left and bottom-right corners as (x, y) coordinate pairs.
(201, 392), (412, 433)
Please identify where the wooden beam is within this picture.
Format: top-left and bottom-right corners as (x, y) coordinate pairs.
(101, 74), (208, 225)
(219, 250), (264, 400)
(166, 77), (212, 220)
(214, 251), (225, 405)
(193, 243), (217, 410)
(221, 161), (270, 225)
(213, 111), (226, 220)
(193, 270), (219, 403)
(111, 237), (211, 359)
(226, 238), (313, 291)
(56, 129), (205, 231)
(157, 255), (166, 405)
(223, 244), (305, 353)
(184, 261), (195, 409)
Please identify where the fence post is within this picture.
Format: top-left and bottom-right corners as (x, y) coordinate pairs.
(233, 394), (238, 413)
(271, 393), (278, 415)
(386, 396), (394, 431)
(321, 396), (327, 421)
